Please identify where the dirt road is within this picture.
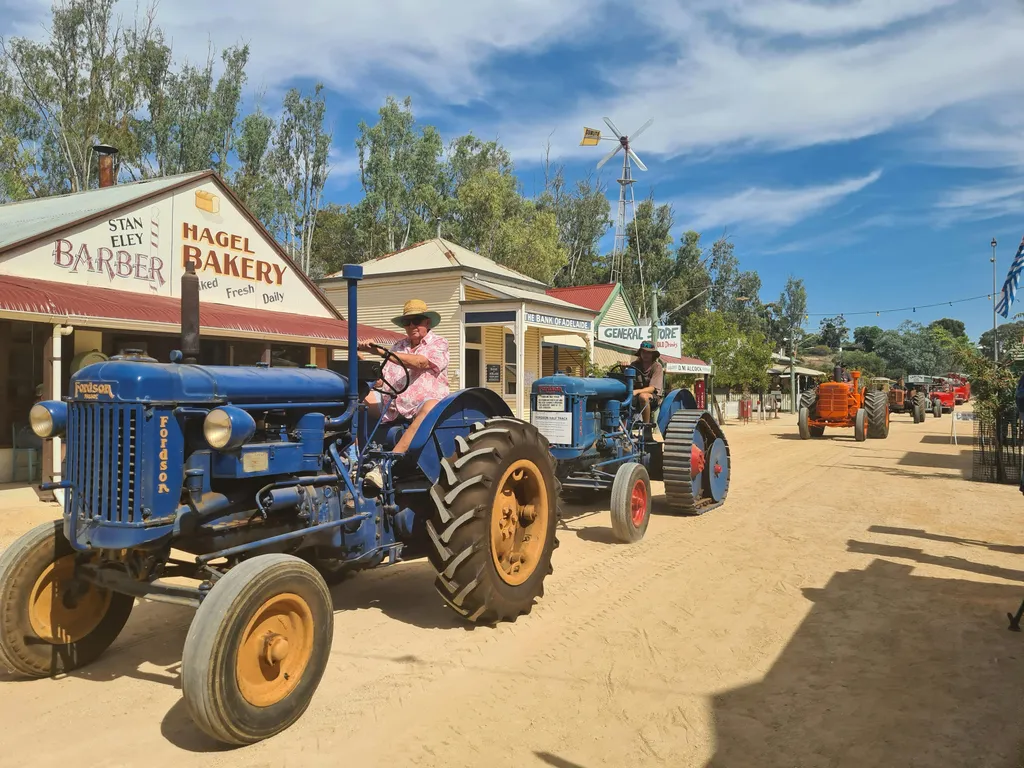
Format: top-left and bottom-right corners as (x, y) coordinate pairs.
(2, 410), (1023, 767)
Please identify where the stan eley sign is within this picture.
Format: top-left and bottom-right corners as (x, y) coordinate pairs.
(599, 325), (682, 358)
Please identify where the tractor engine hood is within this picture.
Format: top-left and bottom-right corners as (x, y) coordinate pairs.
(532, 373), (629, 401)
(68, 359), (350, 405)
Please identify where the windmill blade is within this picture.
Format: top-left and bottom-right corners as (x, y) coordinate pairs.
(597, 145), (622, 169)
(630, 118), (654, 141)
(603, 116), (623, 137)
(627, 148), (648, 171)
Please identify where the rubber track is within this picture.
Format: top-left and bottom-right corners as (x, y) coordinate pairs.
(662, 410), (730, 516)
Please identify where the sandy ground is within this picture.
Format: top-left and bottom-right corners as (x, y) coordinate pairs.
(2, 409), (1024, 767)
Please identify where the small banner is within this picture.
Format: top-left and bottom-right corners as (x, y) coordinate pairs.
(580, 127), (602, 146)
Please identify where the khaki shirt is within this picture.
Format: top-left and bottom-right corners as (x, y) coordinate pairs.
(631, 358), (664, 395)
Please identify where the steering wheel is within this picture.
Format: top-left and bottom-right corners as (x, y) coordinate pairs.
(367, 343), (411, 398)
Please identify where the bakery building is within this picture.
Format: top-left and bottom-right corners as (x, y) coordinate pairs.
(320, 239), (597, 419)
(0, 163), (398, 488)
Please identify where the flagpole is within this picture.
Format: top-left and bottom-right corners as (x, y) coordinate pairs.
(992, 237), (998, 363)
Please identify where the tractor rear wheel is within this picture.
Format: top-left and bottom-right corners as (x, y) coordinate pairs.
(854, 408), (867, 442)
(913, 393), (928, 423)
(0, 520), (134, 678)
(800, 390), (817, 412)
(663, 410), (730, 516)
(798, 407), (811, 439)
(864, 391), (890, 439)
(181, 553), (333, 745)
(426, 417), (559, 624)
(610, 463), (651, 543)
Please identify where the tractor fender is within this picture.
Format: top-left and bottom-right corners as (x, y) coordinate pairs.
(404, 387), (515, 485)
(657, 387), (699, 437)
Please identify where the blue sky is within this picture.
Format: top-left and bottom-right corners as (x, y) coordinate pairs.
(4, 0), (1024, 341)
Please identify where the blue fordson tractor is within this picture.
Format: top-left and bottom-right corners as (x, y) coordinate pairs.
(529, 364), (730, 542)
(0, 264), (560, 745)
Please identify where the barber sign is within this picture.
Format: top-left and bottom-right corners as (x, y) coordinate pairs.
(598, 325), (682, 358)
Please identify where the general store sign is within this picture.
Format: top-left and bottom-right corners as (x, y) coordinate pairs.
(599, 325), (682, 358)
(0, 179), (331, 318)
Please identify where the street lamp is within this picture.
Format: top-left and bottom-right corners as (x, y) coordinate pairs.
(991, 237), (998, 362)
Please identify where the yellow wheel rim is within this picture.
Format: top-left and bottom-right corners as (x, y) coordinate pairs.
(236, 593), (315, 708)
(490, 459), (550, 586)
(28, 555), (111, 644)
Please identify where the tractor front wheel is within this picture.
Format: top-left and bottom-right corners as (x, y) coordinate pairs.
(181, 554), (333, 745)
(0, 520), (134, 678)
(864, 391), (890, 439)
(610, 463), (651, 543)
(932, 399), (942, 418)
(854, 408), (867, 442)
(798, 406), (811, 439)
(426, 417), (559, 624)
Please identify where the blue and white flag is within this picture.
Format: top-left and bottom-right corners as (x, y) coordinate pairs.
(996, 236), (1024, 318)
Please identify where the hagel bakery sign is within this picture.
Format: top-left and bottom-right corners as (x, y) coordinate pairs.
(0, 180), (331, 318)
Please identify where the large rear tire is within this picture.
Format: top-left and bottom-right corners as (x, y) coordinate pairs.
(799, 390), (817, 412)
(864, 391), (889, 439)
(610, 463), (651, 544)
(0, 520), (134, 678)
(181, 553), (333, 745)
(426, 417), (559, 624)
(854, 408), (867, 442)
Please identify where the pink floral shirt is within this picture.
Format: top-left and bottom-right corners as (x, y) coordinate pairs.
(379, 329), (450, 422)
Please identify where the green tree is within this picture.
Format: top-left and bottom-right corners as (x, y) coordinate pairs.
(683, 312), (772, 391)
(662, 230), (711, 330)
(771, 275), (807, 352)
(818, 315), (849, 349)
(622, 195), (674, 317)
(929, 318), (967, 341)
(978, 321), (1024, 360)
(853, 325), (884, 353)
(873, 321), (950, 378)
(835, 350), (887, 377)
(542, 166), (611, 287)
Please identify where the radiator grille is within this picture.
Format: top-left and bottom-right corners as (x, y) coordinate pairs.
(66, 403), (141, 524)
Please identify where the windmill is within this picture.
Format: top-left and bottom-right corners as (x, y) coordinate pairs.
(580, 116), (653, 287)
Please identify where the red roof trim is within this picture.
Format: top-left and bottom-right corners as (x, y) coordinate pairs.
(545, 283), (617, 313)
(0, 275), (401, 345)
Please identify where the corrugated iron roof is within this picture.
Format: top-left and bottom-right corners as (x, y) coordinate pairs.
(0, 275), (402, 346)
(327, 238), (548, 287)
(0, 171), (208, 251)
(463, 277), (597, 315)
(545, 284), (617, 313)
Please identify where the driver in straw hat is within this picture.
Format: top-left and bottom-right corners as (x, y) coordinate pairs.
(358, 298), (450, 455)
(630, 340), (664, 425)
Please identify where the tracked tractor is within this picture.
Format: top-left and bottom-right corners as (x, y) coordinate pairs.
(529, 366), (730, 543)
(798, 369), (889, 442)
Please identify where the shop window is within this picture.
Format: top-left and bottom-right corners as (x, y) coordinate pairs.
(271, 344), (308, 367)
(465, 326), (481, 344)
(505, 332), (517, 396)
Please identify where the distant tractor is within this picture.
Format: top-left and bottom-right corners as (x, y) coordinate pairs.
(928, 378), (956, 418)
(944, 372), (971, 405)
(881, 377), (928, 423)
(798, 370), (889, 442)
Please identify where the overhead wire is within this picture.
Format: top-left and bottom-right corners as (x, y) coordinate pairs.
(802, 293), (994, 320)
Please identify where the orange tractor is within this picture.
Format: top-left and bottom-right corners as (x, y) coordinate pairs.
(798, 370), (890, 442)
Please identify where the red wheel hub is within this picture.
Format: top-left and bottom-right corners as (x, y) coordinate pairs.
(714, 463), (722, 477)
(691, 444), (706, 478)
(630, 479), (647, 526)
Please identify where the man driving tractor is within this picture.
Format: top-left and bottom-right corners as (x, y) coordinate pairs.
(630, 340), (664, 424)
(357, 298), (450, 455)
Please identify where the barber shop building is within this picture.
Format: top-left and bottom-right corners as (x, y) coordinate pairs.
(0, 163), (398, 488)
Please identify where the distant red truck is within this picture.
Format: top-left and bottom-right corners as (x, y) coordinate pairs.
(943, 372), (971, 404)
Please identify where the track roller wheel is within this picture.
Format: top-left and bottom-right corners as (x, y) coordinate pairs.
(426, 417), (559, 624)
(0, 520), (134, 678)
(663, 410), (730, 516)
(610, 463), (651, 543)
(181, 554), (333, 745)
(854, 408), (867, 442)
(864, 390), (890, 439)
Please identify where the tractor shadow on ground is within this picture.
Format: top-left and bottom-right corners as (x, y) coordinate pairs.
(896, 450), (973, 479)
(831, 464), (967, 483)
(866, 525), (1024, 555)
(705, 558), (1024, 767)
(772, 433), (859, 442)
(846, 540), (1024, 583)
(921, 433), (975, 446)
(535, 751), (589, 768)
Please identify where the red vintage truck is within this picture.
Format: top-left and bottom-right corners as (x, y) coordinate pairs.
(943, 372), (971, 404)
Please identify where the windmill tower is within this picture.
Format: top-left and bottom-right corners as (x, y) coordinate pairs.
(581, 117), (653, 287)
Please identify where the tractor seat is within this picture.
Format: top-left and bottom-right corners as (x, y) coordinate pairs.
(370, 416), (413, 450)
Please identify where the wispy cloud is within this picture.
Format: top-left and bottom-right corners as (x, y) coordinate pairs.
(935, 178), (1024, 222)
(677, 170), (883, 230)
(719, 0), (963, 38)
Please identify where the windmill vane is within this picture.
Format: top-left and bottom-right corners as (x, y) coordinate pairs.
(580, 117), (653, 286)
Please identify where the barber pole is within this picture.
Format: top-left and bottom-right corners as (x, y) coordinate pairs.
(149, 206), (160, 292)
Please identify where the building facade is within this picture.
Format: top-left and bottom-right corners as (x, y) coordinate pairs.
(0, 169), (398, 489)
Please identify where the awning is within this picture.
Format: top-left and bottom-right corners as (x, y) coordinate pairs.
(769, 364), (826, 377)
(0, 275), (401, 346)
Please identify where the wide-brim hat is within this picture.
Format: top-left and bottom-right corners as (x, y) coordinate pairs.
(391, 299), (441, 329)
(636, 340), (661, 360)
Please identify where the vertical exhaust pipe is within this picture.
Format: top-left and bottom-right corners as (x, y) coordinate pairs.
(181, 260), (201, 364)
(342, 264), (363, 403)
(93, 144), (118, 188)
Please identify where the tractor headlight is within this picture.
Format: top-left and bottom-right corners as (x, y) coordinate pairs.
(29, 401), (67, 438)
(203, 406), (256, 450)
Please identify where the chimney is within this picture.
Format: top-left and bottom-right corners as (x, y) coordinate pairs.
(93, 144), (118, 188)
(181, 260), (201, 364)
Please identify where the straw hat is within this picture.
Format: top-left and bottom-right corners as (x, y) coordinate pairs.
(391, 298), (441, 329)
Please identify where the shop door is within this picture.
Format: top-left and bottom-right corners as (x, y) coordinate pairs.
(465, 348), (481, 387)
